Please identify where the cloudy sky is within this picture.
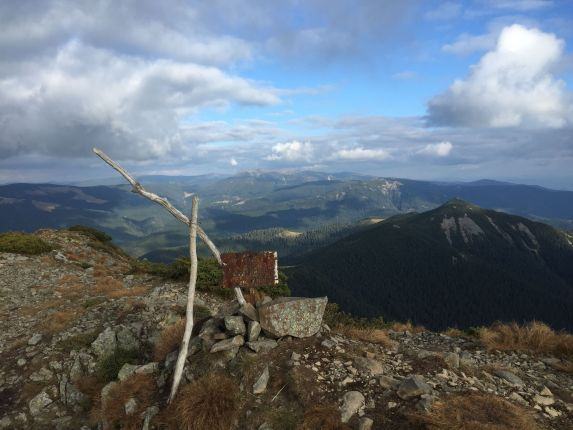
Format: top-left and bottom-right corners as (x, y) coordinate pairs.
(1, 0), (572, 188)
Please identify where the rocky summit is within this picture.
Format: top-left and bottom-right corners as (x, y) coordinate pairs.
(0, 229), (572, 429)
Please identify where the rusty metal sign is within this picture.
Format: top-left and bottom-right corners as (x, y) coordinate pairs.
(221, 251), (278, 289)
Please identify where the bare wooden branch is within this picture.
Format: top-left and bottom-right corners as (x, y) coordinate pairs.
(168, 195), (199, 403)
(234, 287), (246, 306)
(92, 148), (221, 264)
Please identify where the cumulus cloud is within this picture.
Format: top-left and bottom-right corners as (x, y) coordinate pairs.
(418, 141), (453, 157)
(267, 140), (315, 162)
(0, 40), (279, 160)
(428, 24), (572, 128)
(332, 147), (391, 161)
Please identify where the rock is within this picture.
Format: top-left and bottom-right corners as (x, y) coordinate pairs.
(253, 366), (270, 394)
(258, 423), (273, 430)
(493, 370), (524, 387)
(533, 395), (554, 406)
(116, 326), (139, 350)
(28, 333), (42, 346)
(59, 374), (87, 407)
(29, 390), (53, 416)
(340, 391), (365, 423)
(124, 398), (137, 415)
(17, 358), (26, 366)
(509, 392), (527, 405)
(291, 352), (301, 361)
(397, 375), (432, 399)
(30, 367), (53, 382)
(210, 335), (244, 353)
(387, 401), (398, 409)
(545, 407), (561, 418)
(91, 327), (117, 359)
(118, 363), (140, 381)
(248, 320), (261, 341)
(239, 303), (259, 321)
(321, 338), (337, 349)
(247, 338), (278, 353)
(258, 297), (328, 338)
(225, 316), (246, 336)
(353, 357), (383, 376)
(444, 352), (460, 369)
(417, 395), (435, 411)
(101, 381), (119, 406)
(379, 375), (401, 389)
(358, 417), (374, 430)
(540, 387), (553, 397)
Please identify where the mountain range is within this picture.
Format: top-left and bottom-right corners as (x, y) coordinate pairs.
(287, 199), (573, 331)
(1, 171), (573, 259)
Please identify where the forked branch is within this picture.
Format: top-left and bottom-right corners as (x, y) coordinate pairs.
(92, 148), (221, 264)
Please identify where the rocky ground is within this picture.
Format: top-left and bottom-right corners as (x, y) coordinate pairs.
(0, 229), (572, 429)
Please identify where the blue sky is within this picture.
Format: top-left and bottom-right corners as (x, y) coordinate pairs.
(0, 0), (572, 188)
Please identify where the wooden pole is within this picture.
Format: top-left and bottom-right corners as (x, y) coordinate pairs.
(168, 195), (199, 403)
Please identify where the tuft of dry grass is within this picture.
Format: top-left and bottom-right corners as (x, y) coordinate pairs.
(552, 360), (573, 374)
(40, 307), (85, 333)
(297, 405), (352, 430)
(106, 285), (149, 299)
(443, 328), (464, 337)
(172, 373), (239, 430)
(153, 319), (186, 362)
(92, 276), (123, 295)
(99, 374), (155, 430)
(336, 326), (395, 348)
(390, 321), (426, 334)
(409, 392), (539, 430)
(479, 321), (573, 358)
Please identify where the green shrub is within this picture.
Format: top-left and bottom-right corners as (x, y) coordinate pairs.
(258, 271), (291, 298)
(0, 232), (53, 255)
(96, 348), (140, 382)
(68, 225), (112, 242)
(323, 303), (386, 330)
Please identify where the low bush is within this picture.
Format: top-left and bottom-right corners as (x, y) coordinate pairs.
(68, 225), (112, 242)
(297, 405), (351, 430)
(96, 348), (140, 382)
(0, 231), (53, 255)
(153, 319), (186, 362)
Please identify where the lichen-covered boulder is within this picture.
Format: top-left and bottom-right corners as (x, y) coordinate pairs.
(258, 297), (327, 338)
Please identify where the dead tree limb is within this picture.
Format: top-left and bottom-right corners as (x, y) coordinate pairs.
(168, 195), (199, 403)
(92, 148), (221, 264)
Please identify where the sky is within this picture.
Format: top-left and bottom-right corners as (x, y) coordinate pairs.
(0, 0), (572, 188)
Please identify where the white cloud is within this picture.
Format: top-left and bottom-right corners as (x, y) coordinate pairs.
(428, 24), (572, 128)
(418, 141), (453, 157)
(332, 147), (391, 161)
(442, 32), (497, 55)
(0, 40), (280, 160)
(230, 158), (238, 166)
(267, 140), (315, 162)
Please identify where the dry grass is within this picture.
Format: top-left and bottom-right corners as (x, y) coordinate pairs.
(336, 326), (395, 348)
(410, 393), (539, 430)
(443, 328), (464, 337)
(99, 374), (155, 430)
(479, 321), (573, 358)
(40, 307), (85, 333)
(171, 373), (239, 430)
(552, 360), (573, 374)
(390, 321), (426, 334)
(92, 276), (123, 295)
(297, 405), (351, 430)
(19, 299), (64, 317)
(153, 318), (186, 362)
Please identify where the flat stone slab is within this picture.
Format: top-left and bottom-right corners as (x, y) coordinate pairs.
(210, 335), (244, 353)
(258, 297), (328, 338)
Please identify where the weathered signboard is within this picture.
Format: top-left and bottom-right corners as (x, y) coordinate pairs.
(221, 251), (278, 289)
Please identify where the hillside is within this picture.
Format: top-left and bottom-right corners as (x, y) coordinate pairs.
(2, 174), (573, 259)
(1, 228), (572, 429)
(287, 200), (573, 331)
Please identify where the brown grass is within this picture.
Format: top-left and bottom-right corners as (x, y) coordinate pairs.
(19, 299), (64, 316)
(410, 393), (539, 430)
(153, 319), (186, 362)
(336, 326), (395, 348)
(92, 276), (123, 295)
(99, 374), (155, 430)
(390, 321), (426, 334)
(106, 285), (149, 299)
(297, 405), (352, 430)
(40, 307), (85, 333)
(479, 321), (573, 358)
(552, 360), (573, 374)
(171, 373), (239, 430)
(443, 328), (464, 337)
